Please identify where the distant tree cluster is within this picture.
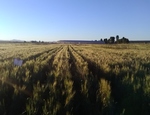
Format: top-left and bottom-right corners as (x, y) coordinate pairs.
(116, 36), (129, 43)
(31, 41), (45, 43)
(103, 35), (129, 44)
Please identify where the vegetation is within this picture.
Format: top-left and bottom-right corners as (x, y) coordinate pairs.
(0, 43), (150, 115)
(104, 35), (129, 44)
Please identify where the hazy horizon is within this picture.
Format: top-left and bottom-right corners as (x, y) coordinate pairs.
(0, 0), (150, 41)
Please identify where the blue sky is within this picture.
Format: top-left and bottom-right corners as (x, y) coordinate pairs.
(0, 0), (150, 41)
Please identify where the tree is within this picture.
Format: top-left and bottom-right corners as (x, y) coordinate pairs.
(104, 38), (108, 44)
(109, 36), (115, 43)
(120, 37), (129, 43)
(116, 35), (119, 42)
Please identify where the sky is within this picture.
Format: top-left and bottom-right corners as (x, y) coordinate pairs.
(0, 0), (150, 41)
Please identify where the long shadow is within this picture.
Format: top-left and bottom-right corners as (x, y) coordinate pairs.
(70, 45), (106, 80)
(68, 46), (88, 115)
(6, 46), (63, 115)
(30, 46), (63, 85)
(71, 45), (150, 114)
(69, 46), (107, 114)
(23, 47), (59, 63)
(70, 46), (108, 113)
(31, 46), (64, 115)
(0, 47), (58, 62)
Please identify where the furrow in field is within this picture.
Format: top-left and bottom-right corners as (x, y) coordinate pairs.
(0, 46), (63, 115)
(0, 45), (60, 62)
(68, 45), (84, 90)
(26, 45), (75, 115)
(30, 45), (64, 84)
(58, 46), (71, 77)
(47, 45), (75, 115)
(70, 45), (105, 79)
(68, 45), (85, 114)
(70, 45), (115, 114)
(23, 46), (59, 63)
(44, 45), (72, 86)
(0, 46), (62, 91)
(69, 45), (108, 114)
(68, 45), (100, 114)
(0, 46), (62, 75)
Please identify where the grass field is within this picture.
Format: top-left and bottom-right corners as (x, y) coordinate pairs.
(0, 43), (150, 115)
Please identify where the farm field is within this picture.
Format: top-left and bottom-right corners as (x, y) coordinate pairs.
(0, 43), (150, 115)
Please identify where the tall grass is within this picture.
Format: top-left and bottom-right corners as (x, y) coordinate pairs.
(0, 43), (150, 114)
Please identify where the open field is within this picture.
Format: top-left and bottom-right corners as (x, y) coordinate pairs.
(0, 43), (150, 115)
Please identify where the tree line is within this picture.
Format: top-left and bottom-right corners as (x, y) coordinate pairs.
(100, 35), (129, 44)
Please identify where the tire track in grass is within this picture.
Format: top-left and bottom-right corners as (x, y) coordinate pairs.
(57, 46), (71, 77)
(68, 46), (83, 91)
(70, 45), (105, 79)
(38, 46), (64, 84)
(0, 45), (59, 62)
(3, 46), (63, 96)
(2, 46), (63, 94)
(0, 46), (63, 115)
(71, 45), (118, 114)
(53, 46), (74, 115)
(0, 46), (60, 75)
(68, 45), (90, 115)
(23, 46), (60, 63)
(70, 45), (111, 114)
(35, 46), (74, 115)
(23, 46), (64, 115)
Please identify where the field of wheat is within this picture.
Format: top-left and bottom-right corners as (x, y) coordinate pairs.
(0, 43), (150, 115)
